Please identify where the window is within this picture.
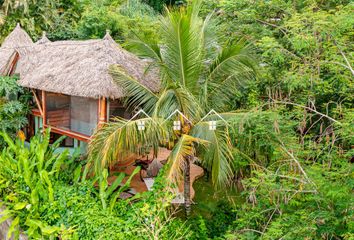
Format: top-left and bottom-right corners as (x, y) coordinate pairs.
(46, 93), (98, 136)
(70, 96), (98, 136)
(46, 93), (70, 129)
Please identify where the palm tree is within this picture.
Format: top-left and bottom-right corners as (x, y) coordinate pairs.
(2, 0), (35, 15)
(87, 0), (257, 216)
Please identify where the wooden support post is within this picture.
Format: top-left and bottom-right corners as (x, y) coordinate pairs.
(8, 52), (19, 76)
(42, 90), (47, 128)
(31, 89), (44, 116)
(98, 97), (107, 126)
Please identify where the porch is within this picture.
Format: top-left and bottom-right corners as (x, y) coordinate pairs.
(107, 148), (204, 202)
(26, 90), (129, 153)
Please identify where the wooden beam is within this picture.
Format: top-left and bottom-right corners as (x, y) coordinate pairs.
(31, 108), (42, 117)
(98, 97), (107, 125)
(31, 89), (44, 117)
(3, 51), (19, 76)
(8, 52), (19, 75)
(42, 91), (47, 127)
(46, 125), (91, 142)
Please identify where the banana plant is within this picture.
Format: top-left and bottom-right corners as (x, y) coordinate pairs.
(98, 166), (141, 212)
(0, 129), (69, 206)
(0, 128), (77, 238)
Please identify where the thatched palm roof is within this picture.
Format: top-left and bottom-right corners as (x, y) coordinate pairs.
(1, 23), (33, 49)
(0, 23), (33, 75)
(0, 49), (15, 74)
(36, 32), (51, 45)
(18, 32), (159, 99)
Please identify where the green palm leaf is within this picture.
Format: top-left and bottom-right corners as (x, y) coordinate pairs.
(87, 117), (165, 173)
(201, 39), (257, 106)
(166, 134), (207, 183)
(191, 122), (234, 186)
(207, 39), (257, 80)
(154, 87), (203, 121)
(159, 1), (205, 93)
(110, 65), (159, 114)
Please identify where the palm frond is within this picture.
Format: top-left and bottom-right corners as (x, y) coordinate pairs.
(166, 134), (207, 183)
(203, 39), (257, 109)
(124, 36), (174, 88)
(207, 70), (255, 110)
(191, 122), (234, 186)
(87, 117), (166, 174)
(124, 39), (162, 63)
(154, 87), (203, 122)
(207, 39), (257, 81)
(159, 2), (205, 93)
(109, 65), (159, 114)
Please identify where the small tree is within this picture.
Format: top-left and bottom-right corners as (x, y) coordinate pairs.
(87, 0), (257, 216)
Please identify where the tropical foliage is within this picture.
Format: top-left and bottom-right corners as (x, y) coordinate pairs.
(0, 75), (29, 147)
(0, 130), (187, 239)
(87, 0), (258, 216)
(0, 129), (78, 238)
(88, 0), (257, 183)
(0, 0), (159, 42)
(0, 0), (352, 239)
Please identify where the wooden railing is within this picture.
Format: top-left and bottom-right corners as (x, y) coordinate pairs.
(47, 109), (70, 128)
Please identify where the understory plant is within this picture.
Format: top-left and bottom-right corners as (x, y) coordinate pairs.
(0, 128), (77, 239)
(227, 157), (353, 239)
(0, 75), (30, 147)
(0, 129), (189, 239)
(98, 167), (140, 212)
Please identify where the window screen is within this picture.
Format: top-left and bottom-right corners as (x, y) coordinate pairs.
(46, 93), (98, 136)
(46, 93), (70, 129)
(70, 96), (98, 136)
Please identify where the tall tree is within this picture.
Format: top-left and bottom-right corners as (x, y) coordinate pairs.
(87, 0), (257, 216)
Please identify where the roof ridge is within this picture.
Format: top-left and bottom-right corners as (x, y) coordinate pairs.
(36, 31), (51, 45)
(1, 23), (33, 48)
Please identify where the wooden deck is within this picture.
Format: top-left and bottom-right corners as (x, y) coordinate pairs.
(108, 148), (204, 200)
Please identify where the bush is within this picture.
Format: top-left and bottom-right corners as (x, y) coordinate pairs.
(226, 155), (353, 239)
(0, 76), (30, 147)
(0, 130), (189, 239)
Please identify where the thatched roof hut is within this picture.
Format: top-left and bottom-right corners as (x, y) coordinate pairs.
(18, 32), (159, 99)
(1, 23), (33, 49)
(0, 24), (33, 75)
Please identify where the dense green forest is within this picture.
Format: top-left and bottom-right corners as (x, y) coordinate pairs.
(0, 0), (353, 239)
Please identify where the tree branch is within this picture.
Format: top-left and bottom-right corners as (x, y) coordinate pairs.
(272, 100), (341, 125)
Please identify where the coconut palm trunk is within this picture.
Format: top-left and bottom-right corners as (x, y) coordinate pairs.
(184, 155), (192, 217)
